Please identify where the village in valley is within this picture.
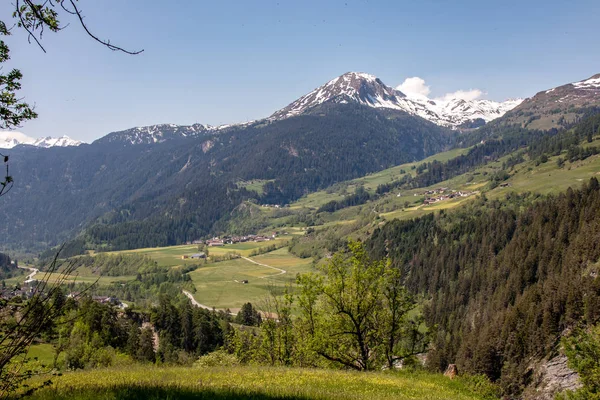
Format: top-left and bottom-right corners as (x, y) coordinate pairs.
(418, 187), (476, 205)
(180, 233), (281, 260)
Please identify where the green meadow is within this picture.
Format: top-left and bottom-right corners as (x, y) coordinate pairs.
(20, 365), (497, 400)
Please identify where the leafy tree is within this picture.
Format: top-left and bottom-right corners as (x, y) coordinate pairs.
(297, 241), (425, 371)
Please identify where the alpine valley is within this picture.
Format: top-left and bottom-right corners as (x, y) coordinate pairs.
(3, 68), (600, 400)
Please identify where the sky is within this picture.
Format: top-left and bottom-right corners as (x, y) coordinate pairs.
(2, 0), (600, 143)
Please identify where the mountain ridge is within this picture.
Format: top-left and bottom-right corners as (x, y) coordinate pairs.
(269, 72), (522, 129)
(0, 131), (83, 149)
(497, 73), (600, 129)
(85, 72), (525, 147)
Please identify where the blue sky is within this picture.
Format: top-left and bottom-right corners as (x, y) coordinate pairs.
(2, 0), (600, 142)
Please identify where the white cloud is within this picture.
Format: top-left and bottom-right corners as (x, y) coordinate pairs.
(437, 89), (484, 102)
(396, 77), (431, 97)
(397, 77), (485, 102)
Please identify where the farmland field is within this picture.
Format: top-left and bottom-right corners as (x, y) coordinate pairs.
(21, 365), (496, 400)
(189, 248), (313, 310)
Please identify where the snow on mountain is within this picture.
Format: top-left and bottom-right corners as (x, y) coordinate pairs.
(571, 74), (600, 89)
(270, 72), (522, 129)
(498, 73), (600, 129)
(93, 123), (217, 146)
(0, 131), (83, 149)
(93, 121), (255, 146)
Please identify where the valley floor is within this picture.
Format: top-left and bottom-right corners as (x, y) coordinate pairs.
(20, 365), (495, 400)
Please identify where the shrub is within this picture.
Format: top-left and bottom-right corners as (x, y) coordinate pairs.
(194, 350), (239, 368)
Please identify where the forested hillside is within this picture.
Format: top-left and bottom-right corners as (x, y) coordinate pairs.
(1, 103), (451, 252)
(367, 178), (600, 396)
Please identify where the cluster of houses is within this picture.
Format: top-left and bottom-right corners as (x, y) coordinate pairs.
(181, 253), (206, 260)
(0, 284), (36, 300)
(421, 188), (474, 205)
(190, 233), (278, 248)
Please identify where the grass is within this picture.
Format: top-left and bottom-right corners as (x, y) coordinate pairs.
(25, 343), (60, 367)
(189, 248), (313, 310)
(108, 237), (296, 268)
(20, 365), (495, 400)
(490, 153), (600, 198)
(236, 179), (274, 195)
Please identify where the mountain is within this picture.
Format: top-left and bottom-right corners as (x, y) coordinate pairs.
(88, 72), (520, 149)
(93, 123), (239, 147)
(498, 73), (600, 130)
(270, 72), (521, 129)
(1, 101), (452, 251)
(31, 136), (84, 148)
(0, 131), (83, 149)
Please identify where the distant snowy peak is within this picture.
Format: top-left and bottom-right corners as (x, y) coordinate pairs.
(430, 97), (524, 127)
(270, 72), (521, 129)
(31, 136), (83, 148)
(0, 131), (83, 149)
(93, 122), (243, 146)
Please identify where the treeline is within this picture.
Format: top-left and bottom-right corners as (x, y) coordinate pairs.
(317, 186), (375, 213)
(44, 293), (227, 369)
(528, 112), (600, 163)
(60, 253), (154, 276)
(367, 178), (600, 396)
(56, 253), (198, 306)
(0, 252), (19, 280)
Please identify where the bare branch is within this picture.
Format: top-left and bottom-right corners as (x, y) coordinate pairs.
(67, 0), (144, 55)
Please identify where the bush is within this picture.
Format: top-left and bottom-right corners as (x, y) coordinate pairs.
(194, 350), (239, 368)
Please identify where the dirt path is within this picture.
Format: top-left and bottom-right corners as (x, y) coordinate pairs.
(182, 290), (237, 316)
(241, 256), (286, 277)
(17, 265), (39, 283)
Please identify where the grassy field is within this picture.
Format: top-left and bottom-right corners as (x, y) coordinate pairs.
(189, 248), (313, 310)
(106, 237), (295, 268)
(20, 365), (496, 400)
(490, 152), (600, 198)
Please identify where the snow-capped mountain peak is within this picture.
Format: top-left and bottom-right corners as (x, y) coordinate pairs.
(0, 131), (83, 149)
(270, 72), (522, 128)
(31, 136), (83, 148)
(270, 72), (407, 120)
